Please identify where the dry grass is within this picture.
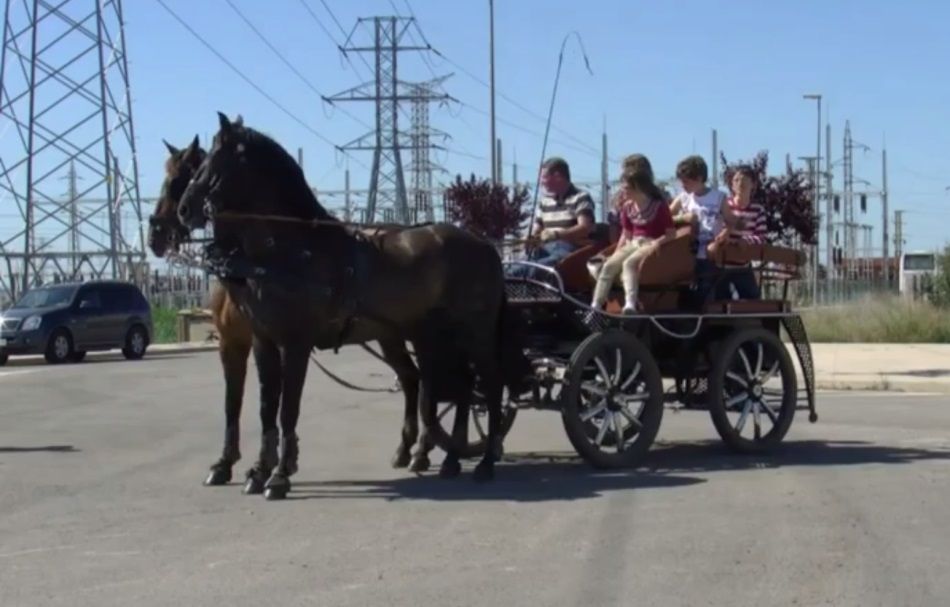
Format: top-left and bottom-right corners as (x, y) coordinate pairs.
(802, 295), (950, 343)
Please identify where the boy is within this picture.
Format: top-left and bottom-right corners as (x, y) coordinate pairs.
(669, 155), (743, 302)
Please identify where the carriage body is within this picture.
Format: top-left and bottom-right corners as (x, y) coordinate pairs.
(490, 225), (818, 469)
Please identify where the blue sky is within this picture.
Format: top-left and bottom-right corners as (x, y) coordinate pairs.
(5, 0), (950, 256)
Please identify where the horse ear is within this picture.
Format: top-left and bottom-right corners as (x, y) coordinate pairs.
(182, 135), (202, 165)
(234, 114), (244, 127)
(163, 139), (180, 156)
(217, 111), (232, 133)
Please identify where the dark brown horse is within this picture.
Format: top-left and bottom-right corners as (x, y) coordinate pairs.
(149, 135), (482, 495)
(176, 113), (528, 498)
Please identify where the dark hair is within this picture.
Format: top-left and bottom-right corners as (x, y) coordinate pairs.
(621, 153), (654, 180)
(732, 164), (757, 185)
(622, 169), (666, 204)
(542, 156), (571, 181)
(675, 155), (708, 183)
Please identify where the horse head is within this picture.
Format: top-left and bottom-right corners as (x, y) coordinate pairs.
(178, 111), (334, 234)
(149, 135), (205, 257)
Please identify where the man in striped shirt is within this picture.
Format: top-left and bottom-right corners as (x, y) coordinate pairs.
(526, 157), (595, 267)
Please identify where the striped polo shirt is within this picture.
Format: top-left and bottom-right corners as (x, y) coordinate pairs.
(536, 185), (595, 230)
(727, 197), (767, 244)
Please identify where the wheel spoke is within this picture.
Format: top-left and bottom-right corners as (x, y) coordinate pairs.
(755, 343), (764, 378)
(753, 400), (762, 440)
(738, 348), (754, 381)
(593, 356), (613, 389)
(619, 362), (642, 390)
(759, 361), (780, 384)
(726, 393), (747, 409)
(726, 371), (748, 388)
(438, 403), (453, 420)
(594, 413), (612, 445)
(580, 399), (608, 422)
(613, 348), (623, 386)
(613, 413), (625, 452)
(617, 390), (650, 405)
(619, 404), (643, 429)
(580, 382), (607, 398)
(734, 399), (753, 433)
(758, 399), (779, 424)
(472, 416), (487, 440)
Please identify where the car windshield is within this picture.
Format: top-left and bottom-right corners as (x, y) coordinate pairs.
(12, 285), (77, 309)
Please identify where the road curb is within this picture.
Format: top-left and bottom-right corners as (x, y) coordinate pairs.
(2, 342), (218, 367)
(815, 377), (950, 395)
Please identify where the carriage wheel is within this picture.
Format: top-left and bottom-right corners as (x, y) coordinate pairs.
(708, 327), (797, 453)
(432, 390), (518, 459)
(561, 330), (664, 469)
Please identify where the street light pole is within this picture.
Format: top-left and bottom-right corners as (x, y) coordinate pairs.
(489, 0), (497, 184)
(804, 93), (822, 305)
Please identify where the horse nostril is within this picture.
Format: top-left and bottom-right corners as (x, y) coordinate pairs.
(178, 204), (189, 219)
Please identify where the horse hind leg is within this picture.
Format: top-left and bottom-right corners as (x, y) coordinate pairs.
(204, 334), (250, 486)
(377, 339), (420, 469)
(244, 336), (281, 495)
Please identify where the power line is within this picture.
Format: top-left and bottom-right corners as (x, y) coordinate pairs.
(224, 0), (372, 131)
(154, 0), (368, 169)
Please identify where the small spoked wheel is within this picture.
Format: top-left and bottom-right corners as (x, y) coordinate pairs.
(561, 330), (664, 469)
(433, 390), (518, 459)
(708, 327), (797, 453)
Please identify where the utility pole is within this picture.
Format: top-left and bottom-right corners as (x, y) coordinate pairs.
(894, 210), (904, 262)
(496, 139), (503, 184)
(881, 147), (890, 283)
(489, 0), (497, 184)
(825, 123), (833, 283)
(601, 123), (609, 222)
(803, 94), (822, 302)
(711, 128), (719, 188)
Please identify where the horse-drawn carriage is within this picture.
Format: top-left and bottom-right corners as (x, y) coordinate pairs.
(446, 222), (818, 469)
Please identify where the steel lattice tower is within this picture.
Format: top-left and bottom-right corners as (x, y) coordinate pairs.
(408, 75), (450, 223)
(0, 0), (143, 300)
(326, 16), (450, 224)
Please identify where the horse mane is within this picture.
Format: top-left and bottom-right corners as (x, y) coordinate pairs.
(236, 126), (335, 222)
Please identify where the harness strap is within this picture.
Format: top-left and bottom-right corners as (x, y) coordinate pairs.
(309, 349), (401, 393)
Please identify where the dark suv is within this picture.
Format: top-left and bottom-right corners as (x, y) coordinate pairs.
(0, 280), (153, 365)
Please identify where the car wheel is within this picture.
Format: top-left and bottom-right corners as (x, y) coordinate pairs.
(68, 351), (87, 363)
(122, 325), (148, 360)
(45, 329), (74, 364)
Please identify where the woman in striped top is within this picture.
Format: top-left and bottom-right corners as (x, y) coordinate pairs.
(717, 165), (767, 298)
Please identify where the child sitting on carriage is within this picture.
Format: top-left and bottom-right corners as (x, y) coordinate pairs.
(591, 168), (675, 314)
(711, 165), (768, 299)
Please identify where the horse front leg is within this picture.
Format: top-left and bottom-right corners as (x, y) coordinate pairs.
(263, 344), (311, 501)
(377, 339), (420, 469)
(244, 336), (281, 495)
(204, 336), (250, 486)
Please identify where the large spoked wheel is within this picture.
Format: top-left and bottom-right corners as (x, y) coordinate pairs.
(708, 327), (797, 453)
(561, 330), (664, 469)
(433, 390), (518, 459)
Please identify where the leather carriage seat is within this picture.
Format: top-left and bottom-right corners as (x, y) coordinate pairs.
(553, 222), (614, 293)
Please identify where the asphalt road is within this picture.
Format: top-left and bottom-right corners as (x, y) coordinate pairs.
(1, 350), (949, 607)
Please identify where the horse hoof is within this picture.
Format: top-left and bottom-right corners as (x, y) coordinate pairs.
(263, 477), (290, 501)
(473, 461), (495, 483)
(243, 475), (265, 495)
(439, 459), (462, 479)
(391, 449), (411, 469)
(204, 466), (232, 486)
(263, 485), (288, 500)
(408, 455), (430, 473)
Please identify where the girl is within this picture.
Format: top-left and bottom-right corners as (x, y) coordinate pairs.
(591, 169), (675, 313)
(719, 165), (767, 298)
